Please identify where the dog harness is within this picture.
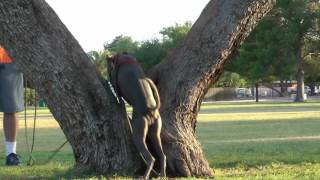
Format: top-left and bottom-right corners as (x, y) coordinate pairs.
(114, 55), (138, 68)
(109, 54), (140, 99)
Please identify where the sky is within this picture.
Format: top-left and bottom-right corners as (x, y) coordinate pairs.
(45, 0), (210, 52)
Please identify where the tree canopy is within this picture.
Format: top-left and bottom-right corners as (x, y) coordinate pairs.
(103, 22), (192, 70)
(220, 0), (320, 99)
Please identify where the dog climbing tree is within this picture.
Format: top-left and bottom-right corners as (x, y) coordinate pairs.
(0, 0), (275, 177)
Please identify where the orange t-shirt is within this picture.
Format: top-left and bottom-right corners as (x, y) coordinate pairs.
(0, 46), (13, 64)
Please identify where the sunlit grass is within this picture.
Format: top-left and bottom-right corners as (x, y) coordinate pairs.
(214, 163), (320, 180)
(0, 101), (320, 179)
(198, 111), (320, 122)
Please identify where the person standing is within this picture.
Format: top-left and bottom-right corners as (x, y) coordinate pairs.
(0, 45), (24, 165)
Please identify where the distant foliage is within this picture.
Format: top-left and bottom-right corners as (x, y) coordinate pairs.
(225, 0), (320, 87)
(303, 36), (320, 85)
(24, 88), (37, 106)
(214, 71), (247, 88)
(103, 35), (138, 55)
(102, 22), (192, 71)
(87, 50), (110, 79)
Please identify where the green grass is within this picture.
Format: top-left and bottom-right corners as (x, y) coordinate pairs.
(197, 101), (320, 179)
(0, 101), (320, 179)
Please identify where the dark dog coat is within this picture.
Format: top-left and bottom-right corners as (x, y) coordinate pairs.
(109, 54), (160, 123)
(107, 54), (166, 179)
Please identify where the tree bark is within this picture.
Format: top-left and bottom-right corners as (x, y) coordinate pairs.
(280, 80), (286, 97)
(255, 83), (260, 102)
(149, 0), (275, 176)
(0, 0), (140, 174)
(295, 43), (305, 102)
(0, 0), (275, 177)
(295, 68), (305, 102)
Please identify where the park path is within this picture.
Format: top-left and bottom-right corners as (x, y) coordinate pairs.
(202, 135), (320, 144)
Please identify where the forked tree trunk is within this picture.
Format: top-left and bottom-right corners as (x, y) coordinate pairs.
(0, 0), (275, 177)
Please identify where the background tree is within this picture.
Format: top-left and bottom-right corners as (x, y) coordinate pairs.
(303, 35), (320, 94)
(214, 71), (247, 88)
(0, 0), (275, 177)
(276, 0), (319, 102)
(133, 39), (167, 70)
(87, 50), (110, 79)
(160, 22), (193, 53)
(302, 1), (320, 94)
(104, 35), (138, 55)
(137, 22), (192, 71)
(103, 22), (192, 71)
(226, 0), (319, 101)
(226, 21), (296, 102)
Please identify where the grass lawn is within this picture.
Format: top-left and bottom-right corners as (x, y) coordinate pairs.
(0, 101), (320, 179)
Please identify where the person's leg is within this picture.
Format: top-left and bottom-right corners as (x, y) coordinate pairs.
(3, 112), (19, 155)
(0, 63), (24, 165)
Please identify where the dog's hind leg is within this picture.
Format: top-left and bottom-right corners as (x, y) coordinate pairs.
(132, 113), (155, 180)
(149, 113), (167, 178)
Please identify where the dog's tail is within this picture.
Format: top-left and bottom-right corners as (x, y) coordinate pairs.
(146, 78), (161, 110)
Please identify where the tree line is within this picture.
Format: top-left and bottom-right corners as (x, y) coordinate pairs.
(88, 0), (320, 103)
(87, 21), (193, 79)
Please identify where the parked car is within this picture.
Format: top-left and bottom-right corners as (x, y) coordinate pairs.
(305, 86), (311, 95)
(236, 88), (252, 98)
(289, 86), (311, 95)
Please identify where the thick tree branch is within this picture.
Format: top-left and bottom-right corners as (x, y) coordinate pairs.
(0, 0), (139, 174)
(150, 0), (276, 177)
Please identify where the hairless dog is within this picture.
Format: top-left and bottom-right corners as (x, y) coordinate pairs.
(106, 53), (166, 179)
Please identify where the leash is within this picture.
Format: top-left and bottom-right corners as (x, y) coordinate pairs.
(24, 82), (69, 165)
(23, 78), (130, 165)
(43, 139), (68, 164)
(28, 88), (37, 165)
(107, 80), (120, 104)
(24, 81), (36, 166)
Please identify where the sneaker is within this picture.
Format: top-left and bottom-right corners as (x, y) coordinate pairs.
(6, 153), (21, 166)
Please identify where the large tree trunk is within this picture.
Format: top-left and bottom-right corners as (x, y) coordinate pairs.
(0, 0), (140, 174)
(0, 0), (275, 177)
(295, 68), (305, 102)
(255, 83), (260, 102)
(280, 80), (286, 97)
(295, 43), (305, 102)
(149, 0), (275, 176)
